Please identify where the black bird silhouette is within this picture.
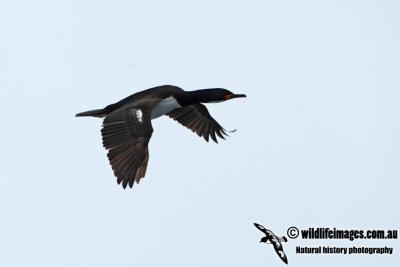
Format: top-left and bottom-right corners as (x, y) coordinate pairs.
(76, 85), (246, 189)
(254, 223), (288, 264)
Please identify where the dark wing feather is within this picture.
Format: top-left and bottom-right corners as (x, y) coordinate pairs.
(254, 223), (269, 234)
(101, 104), (153, 188)
(273, 242), (288, 264)
(167, 104), (230, 143)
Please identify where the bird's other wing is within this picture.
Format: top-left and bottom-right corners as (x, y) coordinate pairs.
(101, 102), (154, 189)
(166, 104), (232, 143)
(273, 242), (288, 264)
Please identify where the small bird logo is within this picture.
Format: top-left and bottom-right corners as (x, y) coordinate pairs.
(254, 223), (288, 264)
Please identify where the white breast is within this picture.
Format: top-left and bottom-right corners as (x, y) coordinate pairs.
(151, 96), (182, 119)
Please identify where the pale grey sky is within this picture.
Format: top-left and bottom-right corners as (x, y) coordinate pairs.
(0, 0), (399, 266)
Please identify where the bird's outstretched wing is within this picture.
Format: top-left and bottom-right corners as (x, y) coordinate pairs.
(167, 104), (232, 143)
(101, 103), (153, 189)
(273, 242), (288, 264)
(254, 223), (275, 236)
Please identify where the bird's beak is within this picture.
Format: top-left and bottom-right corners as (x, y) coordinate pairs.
(223, 93), (247, 100)
(230, 94), (247, 99)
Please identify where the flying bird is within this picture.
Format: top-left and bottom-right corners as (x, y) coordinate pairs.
(254, 223), (288, 264)
(76, 85), (246, 189)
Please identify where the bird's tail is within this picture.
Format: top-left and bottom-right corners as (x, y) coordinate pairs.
(75, 108), (107, 118)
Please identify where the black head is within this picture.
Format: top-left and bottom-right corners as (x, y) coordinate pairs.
(192, 88), (246, 103)
(260, 237), (269, 243)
